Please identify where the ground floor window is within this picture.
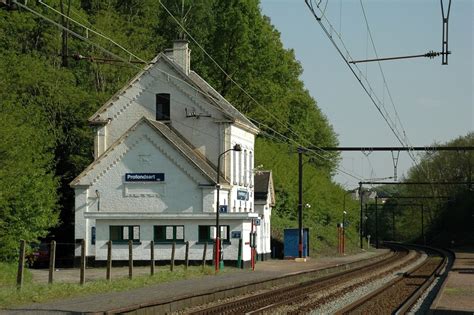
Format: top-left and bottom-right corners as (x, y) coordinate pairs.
(154, 225), (184, 243)
(198, 225), (229, 243)
(110, 225), (140, 243)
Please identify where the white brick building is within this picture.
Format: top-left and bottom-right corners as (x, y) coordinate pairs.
(70, 40), (273, 266)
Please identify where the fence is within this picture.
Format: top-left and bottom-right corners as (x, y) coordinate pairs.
(16, 239), (213, 289)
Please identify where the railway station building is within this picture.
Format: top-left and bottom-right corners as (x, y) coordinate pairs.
(70, 40), (274, 266)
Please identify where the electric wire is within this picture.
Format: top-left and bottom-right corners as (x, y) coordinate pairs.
(37, 0), (146, 63)
(13, 0), (365, 182)
(359, 0), (418, 164)
(157, 0), (338, 157)
(305, 0), (427, 179)
(51, 0), (364, 181)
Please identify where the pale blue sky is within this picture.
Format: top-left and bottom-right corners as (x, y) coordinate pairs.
(260, 0), (473, 188)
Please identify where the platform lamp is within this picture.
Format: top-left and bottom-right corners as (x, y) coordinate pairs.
(215, 143), (242, 272)
(95, 190), (100, 212)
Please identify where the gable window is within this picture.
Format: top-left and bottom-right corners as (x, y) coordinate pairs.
(198, 225), (230, 243)
(110, 225), (140, 243)
(156, 93), (171, 120)
(154, 225), (184, 243)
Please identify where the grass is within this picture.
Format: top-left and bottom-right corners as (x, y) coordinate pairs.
(0, 263), (239, 309)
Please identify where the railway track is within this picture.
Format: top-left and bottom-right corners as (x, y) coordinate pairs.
(336, 245), (449, 315)
(187, 243), (423, 315)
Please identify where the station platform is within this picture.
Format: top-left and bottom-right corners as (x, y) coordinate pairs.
(4, 249), (388, 314)
(431, 247), (474, 314)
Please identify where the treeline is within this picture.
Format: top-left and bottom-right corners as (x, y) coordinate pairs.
(371, 133), (474, 246)
(0, 0), (347, 260)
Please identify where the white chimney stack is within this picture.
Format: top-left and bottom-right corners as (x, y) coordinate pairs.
(172, 39), (191, 75)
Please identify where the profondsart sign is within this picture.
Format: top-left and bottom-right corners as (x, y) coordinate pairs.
(125, 173), (165, 182)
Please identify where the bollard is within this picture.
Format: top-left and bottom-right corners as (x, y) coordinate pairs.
(49, 240), (56, 284)
(202, 242), (207, 270)
(150, 240), (155, 276)
(237, 239), (243, 268)
(80, 239), (85, 285)
(170, 242), (175, 272)
(106, 241), (112, 281)
(185, 241), (189, 270)
(17, 240), (26, 289)
(128, 240), (133, 280)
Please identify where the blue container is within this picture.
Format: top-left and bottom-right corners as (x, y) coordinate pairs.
(284, 228), (309, 258)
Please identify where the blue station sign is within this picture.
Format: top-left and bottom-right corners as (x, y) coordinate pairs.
(219, 205), (228, 213)
(125, 173), (165, 182)
(237, 190), (249, 201)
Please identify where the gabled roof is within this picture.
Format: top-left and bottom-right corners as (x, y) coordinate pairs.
(254, 171), (275, 206)
(88, 53), (259, 134)
(70, 117), (229, 187)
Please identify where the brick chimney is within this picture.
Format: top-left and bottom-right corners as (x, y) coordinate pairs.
(172, 39), (191, 75)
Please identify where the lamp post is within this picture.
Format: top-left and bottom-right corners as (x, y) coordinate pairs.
(215, 143), (241, 272)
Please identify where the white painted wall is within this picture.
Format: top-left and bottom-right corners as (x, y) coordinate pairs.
(93, 218), (252, 261)
(98, 61), (227, 167)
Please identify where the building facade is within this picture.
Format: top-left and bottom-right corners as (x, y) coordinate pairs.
(70, 40), (273, 266)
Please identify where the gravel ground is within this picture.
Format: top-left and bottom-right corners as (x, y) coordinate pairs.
(308, 253), (427, 314)
(408, 251), (453, 314)
(177, 250), (419, 315)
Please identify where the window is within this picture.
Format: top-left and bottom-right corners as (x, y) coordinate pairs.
(154, 225), (184, 243)
(239, 151), (243, 185)
(198, 225), (229, 243)
(156, 93), (170, 120)
(109, 225), (140, 243)
(91, 226), (96, 245)
(232, 149), (237, 184)
(249, 151), (253, 186)
(244, 150), (248, 185)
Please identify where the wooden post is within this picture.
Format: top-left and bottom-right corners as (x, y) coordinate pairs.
(150, 240), (155, 276)
(170, 242), (175, 272)
(106, 241), (112, 281)
(185, 241), (189, 270)
(128, 240), (133, 280)
(237, 239), (242, 268)
(80, 239), (85, 285)
(202, 242), (207, 270)
(17, 240), (26, 289)
(48, 240), (56, 284)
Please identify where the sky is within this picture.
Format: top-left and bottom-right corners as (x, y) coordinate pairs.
(260, 0), (473, 189)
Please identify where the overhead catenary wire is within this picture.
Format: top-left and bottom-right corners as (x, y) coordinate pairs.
(359, 0), (420, 168)
(13, 0), (366, 182)
(305, 0), (428, 178)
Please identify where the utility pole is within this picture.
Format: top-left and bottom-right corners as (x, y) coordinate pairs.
(298, 147), (304, 258)
(375, 196), (379, 249)
(60, 0), (71, 67)
(359, 182), (363, 249)
(392, 207), (395, 241)
(421, 204), (425, 245)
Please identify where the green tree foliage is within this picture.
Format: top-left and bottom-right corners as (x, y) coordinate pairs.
(256, 139), (359, 254)
(1, 0), (344, 257)
(371, 133), (474, 246)
(0, 102), (58, 260)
